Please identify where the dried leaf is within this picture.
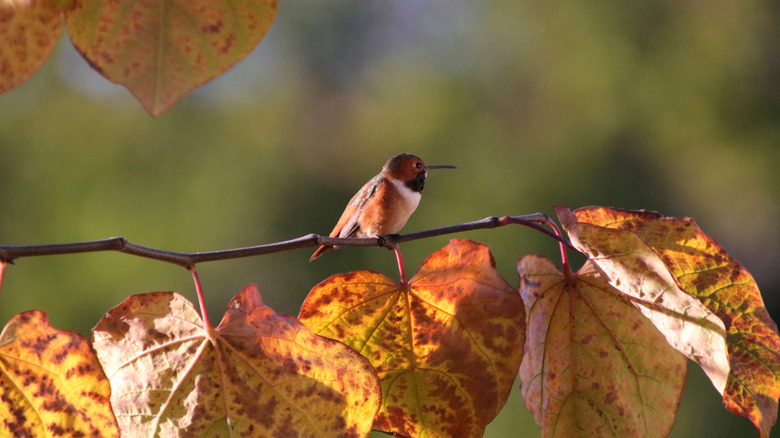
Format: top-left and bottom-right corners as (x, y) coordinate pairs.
(299, 239), (525, 438)
(518, 256), (687, 437)
(0, 310), (119, 437)
(0, 0), (62, 94)
(566, 206), (780, 437)
(65, 0), (277, 115)
(557, 207), (729, 392)
(92, 286), (380, 437)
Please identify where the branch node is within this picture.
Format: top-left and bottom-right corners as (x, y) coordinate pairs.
(383, 234), (401, 249)
(112, 236), (129, 249)
(302, 234), (320, 244)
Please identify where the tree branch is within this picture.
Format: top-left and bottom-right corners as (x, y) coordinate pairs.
(0, 213), (572, 268)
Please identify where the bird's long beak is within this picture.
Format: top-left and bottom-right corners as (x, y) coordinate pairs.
(426, 164), (456, 170)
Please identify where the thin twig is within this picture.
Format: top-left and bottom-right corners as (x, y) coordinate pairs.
(0, 261), (6, 296)
(189, 267), (213, 333)
(0, 213), (573, 268)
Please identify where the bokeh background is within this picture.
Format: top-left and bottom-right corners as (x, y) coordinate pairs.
(1, 1), (778, 436)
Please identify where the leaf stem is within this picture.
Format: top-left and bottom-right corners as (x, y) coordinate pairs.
(0, 261), (5, 296)
(547, 220), (572, 278)
(393, 246), (408, 287)
(189, 267), (213, 334)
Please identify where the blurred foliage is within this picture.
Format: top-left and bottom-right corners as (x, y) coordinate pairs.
(0, 0), (778, 436)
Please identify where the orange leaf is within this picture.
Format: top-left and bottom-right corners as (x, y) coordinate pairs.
(565, 206), (780, 437)
(65, 0), (277, 115)
(557, 207), (730, 394)
(0, 310), (119, 437)
(518, 256), (687, 437)
(299, 239), (524, 438)
(92, 286), (380, 437)
(0, 1), (62, 94)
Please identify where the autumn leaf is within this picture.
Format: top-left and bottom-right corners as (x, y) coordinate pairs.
(0, 0), (62, 94)
(299, 239), (524, 438)
(65, 0), (277, 116)
(556, 207), (729, 394)
(518, 255), (687, 437)
(92, 286), (380, 437)
(559, 206), (780, 437)
(0, 310), (119, 437)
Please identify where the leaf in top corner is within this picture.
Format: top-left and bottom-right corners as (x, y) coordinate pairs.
(65, 0), (277, 115)
(0, 310), (119, 437)
(299, 239), (525, 438)
(0, 0), (62, 94)
(560, 206), (780, 437)
(92, 287), (380, 437)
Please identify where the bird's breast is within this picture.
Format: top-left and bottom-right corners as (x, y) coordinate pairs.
(358, 178), (421, 236)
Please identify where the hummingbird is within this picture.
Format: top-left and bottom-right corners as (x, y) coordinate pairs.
(310, 153), (455, 261)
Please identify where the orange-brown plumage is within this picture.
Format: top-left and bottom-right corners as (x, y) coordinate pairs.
(310, 153), (454, 261)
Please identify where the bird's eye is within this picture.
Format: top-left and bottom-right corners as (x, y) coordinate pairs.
(415, 162), (422, 169)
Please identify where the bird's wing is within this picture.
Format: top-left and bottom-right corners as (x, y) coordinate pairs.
(334, 176), (382, 238)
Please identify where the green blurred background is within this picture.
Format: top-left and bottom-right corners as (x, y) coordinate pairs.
(1, 1), (778, 436)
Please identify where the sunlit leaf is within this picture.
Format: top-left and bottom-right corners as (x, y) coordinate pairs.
(0, 0), (62, 94)
(556, 207), (730, 392)
(299, 239), (524, 438)
(0, 310), (119, 437)
(566, 206), (780, 437)
(65, 0), (277, 115)
(518, 256), (687, 437)
(92, 286), (380, 437)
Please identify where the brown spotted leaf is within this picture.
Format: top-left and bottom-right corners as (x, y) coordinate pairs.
(299, 239), (525, 438)
(65, 0), (277, 116)
(0, 0), (62, 94)
(556, 207), (730, 392)
(565, 206), (780, 437)
(0, 310), (119, 437)
(92, 286), (380, 437)
(518, 256), (687, 437)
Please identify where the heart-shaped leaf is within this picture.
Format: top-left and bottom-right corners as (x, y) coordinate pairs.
(93, 285), (380, 437)
(518, 255), (687, 437)
(559, 206), (780, 437)
(300, 239), (525, 438)
(557, 207), (729, 393)
(66, 0), (277, 115)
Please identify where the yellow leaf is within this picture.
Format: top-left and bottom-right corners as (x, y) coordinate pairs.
(0, 310), (119, 437)
(557, 207), (730, 393)
(300, 239), (525, 438)
(92, 286), (380, 437)
(65, 0), (277, 115)
(566, 206), (780, 437)
(0, 0), (62, 94)
(518, 256), (687, 438)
